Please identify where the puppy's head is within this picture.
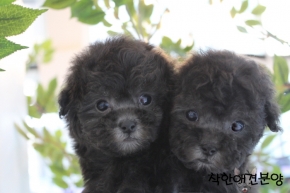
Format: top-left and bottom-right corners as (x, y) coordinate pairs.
(59, 36), (173, 156)
(170, 50), (281, 173)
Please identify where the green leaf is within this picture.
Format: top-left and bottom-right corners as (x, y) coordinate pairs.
(41, 39), (52, 50)
(161, 36), (173, 47)
(26, 39), (54, 66)
(55, 130), (62, 140)
(114, 7), (119, 19)
(160, 36), (192, 57)
(176, 39), (181, 46)
(272, 164), (282, 174)
(61, 142), (67, 149)
(112, 0), (128, 7)
(121, 22), (134, 37)
(68, 162), (81, 174)
(125, 0), (135, 18)
(53, 177), (68, 189)
(27, 103), (42, 118)
(156, 22), (161, 30)
(261, 134), (276, 149)
(26, 96), (41, 118)
(43, 0), (76, 9)
(33, 143), (46, 156)
(0, 68), (5, 71)
(252, 5), (266, 15)
(102, 19), (112, 27)
(23, 121), (39, 137)
(44, 99), (58, 113)
(34, 43), (40, 54)
(277, 93), (290, 113)
(0, 37), (27, 60)
(71, 0), (105, 25)
(46, 78), (57, 99)
(239, 0), (248, 13)
(42, 78), (58, 113)
(43, 127), (52, 141)
(230, 7), (237, 18)
(27, 107), (42, 118)
(139, 0), (153, 21)
(245, 20), (261, 26)
(75, 178), (84, 187)
(51, 151), (64, 163)
(49, 163), (68, 176)
(107, 30), (119, 36)
(0, 0), (15, 6)
(36, 84), (46, 107)
(43, 49), (54, 63)
(184, 42), (194, 52)
(41, 39), (54, 63)
(237, 26), (247, 33)
(273, 55), (289, 86)
(104, 0), (110, 8)
(0, 4), (47, 37)
(14, 123), (30, 140)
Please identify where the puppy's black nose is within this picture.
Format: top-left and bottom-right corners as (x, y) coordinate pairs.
(119, 120), (136, 133)
(201, 145), (217, 156)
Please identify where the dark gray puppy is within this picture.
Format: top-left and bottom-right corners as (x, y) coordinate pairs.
(169, 50), (281, 193)
(58, 36), (174, 193)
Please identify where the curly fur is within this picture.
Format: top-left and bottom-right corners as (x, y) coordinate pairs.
(169, 50), (281, 193)
(58, 36), (174, 193)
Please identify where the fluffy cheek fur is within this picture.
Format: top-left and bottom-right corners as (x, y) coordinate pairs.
(79, 105), (163, 156)
(170, 118), (259, 173)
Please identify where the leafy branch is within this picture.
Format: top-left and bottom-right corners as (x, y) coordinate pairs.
(16, 78), (83, 189)
(26, 39), (55, 70)
(225, 0), (289, 47)
(42, 0), (194, 56)
(0, 0), (47, 70)
(15, 122), (83, 189)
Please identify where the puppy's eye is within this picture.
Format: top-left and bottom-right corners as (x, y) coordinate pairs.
(139, 94), (152, 106)
(186, 110), (198, 121)
(96, 100), (110, 112)
(232, 121), (244, 132)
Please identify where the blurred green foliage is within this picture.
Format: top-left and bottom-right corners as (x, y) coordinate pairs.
(252, 54), (290, 193)
(228, 0), (289, 46)
(160, 36), (194, 58)
(26, 39), (55, 70)
(274, 55), (290, 112)
(16, 78), (84, 189)
(15, 0), (290, 192)
(27, 78), (58, 118)
(42, 0), (193, 55)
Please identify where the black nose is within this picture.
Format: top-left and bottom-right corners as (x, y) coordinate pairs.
(119, 120), (136, 133)
(201, 144), (217, 156)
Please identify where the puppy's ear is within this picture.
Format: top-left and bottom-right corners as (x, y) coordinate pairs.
(253, 64), (282, 132)
(58, 88), (71, 117)
(58, 64), (86, 118)
(265, 99), (282, 132)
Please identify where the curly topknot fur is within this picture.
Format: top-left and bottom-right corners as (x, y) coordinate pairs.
(58, 36), (174, 193)
(169, 50), (281, 193)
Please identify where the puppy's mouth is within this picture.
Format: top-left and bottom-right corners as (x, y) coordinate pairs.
(123, 136), (138, 142)
(184, 159), (211, 167)
(197, 159), (211, 164)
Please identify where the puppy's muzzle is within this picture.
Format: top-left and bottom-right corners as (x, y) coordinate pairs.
(119, 119), (137, 134)
(201, 144), (217, 156)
